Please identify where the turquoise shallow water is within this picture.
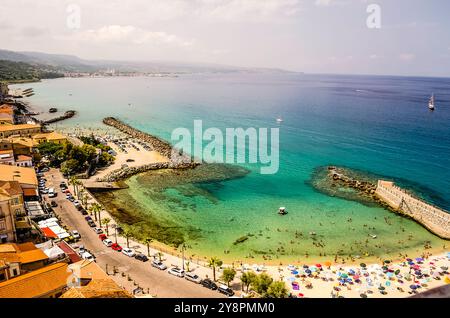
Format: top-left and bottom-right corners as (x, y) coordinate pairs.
(14, 74), (450, 263)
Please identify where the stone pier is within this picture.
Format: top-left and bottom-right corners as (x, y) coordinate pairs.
(375, 180), (450, 239)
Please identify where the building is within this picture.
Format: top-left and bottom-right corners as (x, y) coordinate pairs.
(15, 155), (33, 167)
(0, 149), (15, 165)
(0, 105), (14, 116)
(0, 262), (69, 298)
(61, 260), (132, 298)
(0, 165), (39, 200)
(0, 181), (24, 243)
(32, 131), (67, 145)
(8, 137), (37, 157)
(0, 113), (14, 126)
(0, 124), (41, 139)
(0, 242), (49, 281)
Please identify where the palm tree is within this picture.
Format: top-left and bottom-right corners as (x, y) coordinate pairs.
(82, 193), (89, 207)
(122, 228), (133, 248)
(78, 188), (84, 201)
(89, 203), (102, 223)
(102, 218), (111, 235)
(145, 238), (153, 257)
(208, 257), (223, 282)
(69, 176), (80, 197)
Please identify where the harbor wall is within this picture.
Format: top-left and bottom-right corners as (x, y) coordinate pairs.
(375, 180), (450, 239)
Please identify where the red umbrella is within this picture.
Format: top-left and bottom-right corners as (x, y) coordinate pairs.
(316, 264), (322, 268)
(298, 293), (304, 297)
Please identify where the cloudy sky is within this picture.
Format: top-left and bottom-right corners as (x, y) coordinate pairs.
(1, 0), (449, 76)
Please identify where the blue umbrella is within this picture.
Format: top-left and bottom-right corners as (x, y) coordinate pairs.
(410, 285), (418, 290)
(305, 269), (312, 274)
(292, 270), (299, 275)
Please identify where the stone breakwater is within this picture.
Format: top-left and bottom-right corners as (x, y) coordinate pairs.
(375, 181), (450, 240)
(326, 166), (450, 240)
(103, 117), (189, 162)
(42, 110), (77, 125)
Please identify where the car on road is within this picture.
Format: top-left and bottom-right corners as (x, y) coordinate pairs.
(48, 192), (57, 198)
(71, 230), (81, 240)
(79, 208), (88, 215)
(103, 239), (113, 247)
(81, 251), (94, 261)
(85, 216), (92, 221)
(134, 254), (149, 262)
(98, 234), (107, 241)
(168, 267), (185, 278)
(201, 279), (218, 290)
(111, 243), (122, 252)
(185, 272), (202, 284)
(94, 227), (103, 234)
(40, 188), (49, 194)
(122, 248), (136, 257)
(50, 200), (58, 207)
(218, 284), (235, 297)
(87, 220), (96, 227)
(151, 260), (167, 270)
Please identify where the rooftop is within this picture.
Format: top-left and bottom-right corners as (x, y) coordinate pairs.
(0, 262), (69, 298)
(60, 279), (132, 298)
(0, 164), (38, 186)
(33, 131), (67, 141)
(0, 124), (40, 133)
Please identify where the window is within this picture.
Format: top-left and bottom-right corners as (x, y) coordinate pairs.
(0, 220), (6, 231)
(12, 269), (18, 277)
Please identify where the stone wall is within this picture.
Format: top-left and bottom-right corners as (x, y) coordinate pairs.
(375, 180), (450, 239)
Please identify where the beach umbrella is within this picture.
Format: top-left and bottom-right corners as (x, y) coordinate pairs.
(409, 285), (418, 290)
(395, 269), (401, 275)
(378, 286), (385, 291)
(360, 263), (367, 268)
(305, 269), (312, 275)
(406, 258), (413, 262)
(303, 265), (309, 269)
(324, 261), (332, 267)
(292, 270), (299, 275)
(441, 266), (448, 271)
(316, 264), (322, 268)
(384, 260), (391, 264)
(298, 293), (304, 298)
(415, 258), (424, 262)
(341, 273), (349, 279)
(360, 293), (368, 298)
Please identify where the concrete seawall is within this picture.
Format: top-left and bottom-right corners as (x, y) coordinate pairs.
(375, 180), (450, 239)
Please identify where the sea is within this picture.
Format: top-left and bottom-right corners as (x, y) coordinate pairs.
(13, 73), (450, 264)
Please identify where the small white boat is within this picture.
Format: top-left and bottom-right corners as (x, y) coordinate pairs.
(276, 117), (283, 123)
(278, 207), (287, 215)
(428, 94), (435, 111)
(370, 234), (377, 239)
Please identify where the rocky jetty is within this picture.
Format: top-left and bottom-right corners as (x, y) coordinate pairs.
(42, 110), (76, 124)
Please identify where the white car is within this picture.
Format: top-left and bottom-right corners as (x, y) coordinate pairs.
(168, 267), (185, 278)
(103, 239), (113, 247)
(71, 230), (81, 240)
(122, 248), (136, 257)
(81, 252), (94, 261)
(184, 272), (202, 284)
(93, 227), (103, 234)
(151, 260), (167, 270)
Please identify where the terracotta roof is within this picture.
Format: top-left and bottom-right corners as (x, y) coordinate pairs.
(60, 279), (132, 298)
(0, 181), (23, 197)
(57, 241), (82, 264)
(33, 132), (67, 141)
(18, 249), (48, 264)
(8, 137), (37, 148)
(22, 188), (38, 197)
(0, 124), (40, 133)
(0, 263), (69, 298)
(0, 253), (21, 263)
(15, 155), (32, 162)
(0, 164), (38, 185)
(68, 260), (109, 280)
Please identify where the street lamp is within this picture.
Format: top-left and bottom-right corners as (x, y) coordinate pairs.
(180, 243), (186, 271)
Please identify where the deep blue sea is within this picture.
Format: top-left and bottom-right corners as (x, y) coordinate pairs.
(15, 73), (450, 262)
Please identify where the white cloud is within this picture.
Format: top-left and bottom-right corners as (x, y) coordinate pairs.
(76, 25), (194, 48)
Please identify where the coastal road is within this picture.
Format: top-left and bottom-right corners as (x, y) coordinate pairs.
(43, 168), (223, 298)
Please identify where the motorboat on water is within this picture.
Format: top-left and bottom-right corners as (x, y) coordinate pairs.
(278, 207), (288, 215)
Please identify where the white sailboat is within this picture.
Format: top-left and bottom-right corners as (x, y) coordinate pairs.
(428, 94), (435, 111)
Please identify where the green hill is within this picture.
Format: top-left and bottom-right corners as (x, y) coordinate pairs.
(0, 59), (64, 83)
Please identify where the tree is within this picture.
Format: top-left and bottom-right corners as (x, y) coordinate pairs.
(221, 268), (236, 287)
(89, 203), (102, 222)
(266, 281), (289, 298)
(208, 257), (223, 282)
(240, 271), (257, 292)
(122, 227), (133, 248)
(102, 218), (111, 235)
(69, 176), (80, 196)
(251, 273), (273, 296)
(157, 252), (163, 262)
(145, 238), (153, 257)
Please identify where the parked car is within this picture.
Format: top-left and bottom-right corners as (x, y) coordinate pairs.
(151, 260), (167, 270)
(185, 272), (202, 284)
(94, 227), (103, 234)
(135, 254), (149, 262)
(98, 234), (107, 241)
(168, 267), (185, 278)
(48, 192), (57, 198)
(201, 279), (218, 290)
(71, 230), (81, 240)
(111, 243), (122, 252)
(79, 208), (88, 215)
(50, 201), (58, 207)
(87, 220), (96, 228)
(103, 239), (113, 247)
(81, 252), (94, 261)
(85, 216), (92, 222)
(218, 284), (235, 297)
(79, 245), (86, 254)
(122, 248), (136, 257)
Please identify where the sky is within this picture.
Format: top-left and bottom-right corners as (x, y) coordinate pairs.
(0, 0), (449, 77)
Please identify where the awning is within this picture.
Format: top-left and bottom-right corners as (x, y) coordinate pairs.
(41, 227), (58, 239)
(23, 188), (38, 197)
